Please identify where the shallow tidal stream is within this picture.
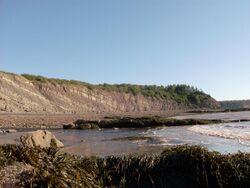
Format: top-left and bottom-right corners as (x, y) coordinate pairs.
(51, 121), (250, 156)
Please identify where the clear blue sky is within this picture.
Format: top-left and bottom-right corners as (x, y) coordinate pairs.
(1, 0), (250, 100)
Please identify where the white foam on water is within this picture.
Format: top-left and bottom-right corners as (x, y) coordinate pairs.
(140, 122), (250, 153)
(189, 122), (250, 141)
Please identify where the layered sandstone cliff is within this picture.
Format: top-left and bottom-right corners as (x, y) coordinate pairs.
(0, 71), (219, 114)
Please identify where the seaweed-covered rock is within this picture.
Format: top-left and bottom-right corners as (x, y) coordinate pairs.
(65, 116), (225, 129)
(20, 130), (64, 148)
(74, 120), (100, 129)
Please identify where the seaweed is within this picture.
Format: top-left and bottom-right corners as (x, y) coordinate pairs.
(0, 145), (250, 188)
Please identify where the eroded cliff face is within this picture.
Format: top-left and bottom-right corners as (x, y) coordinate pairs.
(0, 72), (219, 114)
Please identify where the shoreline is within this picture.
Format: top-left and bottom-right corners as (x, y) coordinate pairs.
(1, 111), (250, 157)
(1, 110), (250, 129)
(1, 120), (250, 156)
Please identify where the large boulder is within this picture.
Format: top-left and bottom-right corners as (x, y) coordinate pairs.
(20, 130), (64, 148)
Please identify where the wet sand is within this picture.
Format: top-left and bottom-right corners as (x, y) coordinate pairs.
(174, 111), (250, 121)
(0, 132), (23, 145)
(0, 111), (182, 128)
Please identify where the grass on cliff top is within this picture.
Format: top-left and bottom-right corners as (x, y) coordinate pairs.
(0, 145), (250, 188)
(21, 73), (94, 89)
(21, 73), (216, 107)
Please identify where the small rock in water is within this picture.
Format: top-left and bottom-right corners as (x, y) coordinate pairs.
(6, 129), (17, 133)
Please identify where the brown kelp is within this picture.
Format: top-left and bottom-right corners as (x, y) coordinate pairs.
(0, 145), (250, 188)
